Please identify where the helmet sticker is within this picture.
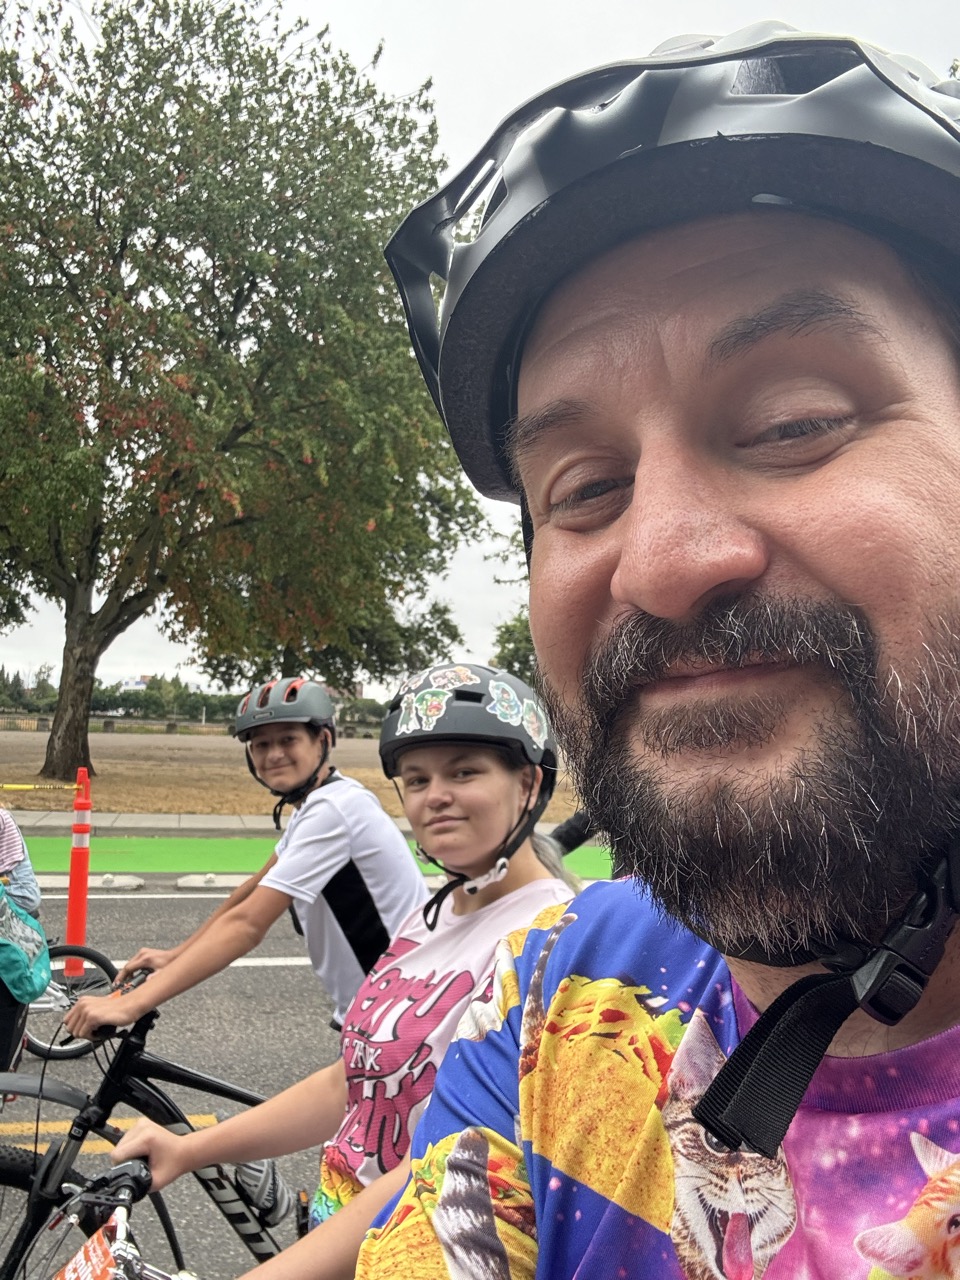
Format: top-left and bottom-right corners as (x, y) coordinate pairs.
(522, 700), (548, 750)
(396, 688), (453, 735)
(397, 693), (419, 736)
(429, 665), (482, 690)
(397, 669), (429, 697)
(415, 688), (452, 731)
(486, 680), (523, 727)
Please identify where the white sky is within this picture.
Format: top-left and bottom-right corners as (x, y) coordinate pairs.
(4, 0), (956, 696)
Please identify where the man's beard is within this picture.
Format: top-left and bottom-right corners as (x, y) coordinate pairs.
(539, 597), (960, 958)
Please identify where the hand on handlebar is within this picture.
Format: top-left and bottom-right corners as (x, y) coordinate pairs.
(62, 970), (154, 1041)
(116, 947), (176, 984)
(112, 1118), (194, 1192)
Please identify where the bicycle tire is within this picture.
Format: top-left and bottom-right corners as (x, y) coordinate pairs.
(0, 1142), (94, 1280)
(24, 944), (118, 1061)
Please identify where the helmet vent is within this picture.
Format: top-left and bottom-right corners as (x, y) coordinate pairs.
(731, 49), (861, 97)
(454, 690), (485, 703)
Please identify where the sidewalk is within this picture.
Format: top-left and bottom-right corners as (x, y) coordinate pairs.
(9, 810), (306, 838)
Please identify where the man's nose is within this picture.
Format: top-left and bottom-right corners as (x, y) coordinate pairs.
(610, 452), (769, 621)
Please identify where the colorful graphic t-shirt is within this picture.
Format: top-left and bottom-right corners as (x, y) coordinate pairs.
(358, 878), (960, 1280)
(314, 876), (573, 1224)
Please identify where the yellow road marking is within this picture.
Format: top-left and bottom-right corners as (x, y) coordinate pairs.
(1, 1113), (218, 1155)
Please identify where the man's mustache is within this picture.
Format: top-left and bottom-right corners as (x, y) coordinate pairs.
(576, 596), (878, 727)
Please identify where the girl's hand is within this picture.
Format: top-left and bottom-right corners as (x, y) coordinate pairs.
(112, 1118), (192, 1191)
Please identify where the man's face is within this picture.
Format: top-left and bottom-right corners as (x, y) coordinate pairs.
(513, 211), (960, 953)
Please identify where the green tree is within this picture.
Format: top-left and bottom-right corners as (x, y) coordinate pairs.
(26, 662), (58, 712)
(90, 679), (122, 713)
(7, 671), (25, 709)
(0, 0), (480, 777)
(492, 608), (536, 685)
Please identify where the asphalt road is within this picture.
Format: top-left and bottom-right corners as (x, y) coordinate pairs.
(1, 881), (343, 1278)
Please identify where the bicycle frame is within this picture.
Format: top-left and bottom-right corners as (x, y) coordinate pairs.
(0, 1009), (287, 1279)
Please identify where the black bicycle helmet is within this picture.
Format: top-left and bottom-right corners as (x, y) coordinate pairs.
(380, 661), (556, 792)
(234, 678), (337, 828)
(381, 662), (558, 928)
(386, 21), (960, 501)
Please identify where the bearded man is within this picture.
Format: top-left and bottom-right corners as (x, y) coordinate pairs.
(359, 25), (960, 1279)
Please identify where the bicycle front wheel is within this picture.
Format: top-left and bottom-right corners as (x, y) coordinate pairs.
(0, 1143), (93, 1280)
(25, 944), (118, 1061)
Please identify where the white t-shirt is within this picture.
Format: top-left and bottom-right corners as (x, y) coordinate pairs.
(261, 772), (427, 1022)
(315, 875), (574, 1216)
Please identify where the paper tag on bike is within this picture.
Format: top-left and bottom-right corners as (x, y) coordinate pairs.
(53, 1216), (118, 1280)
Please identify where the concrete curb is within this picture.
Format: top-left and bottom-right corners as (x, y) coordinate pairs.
(36, 873), (145, 891)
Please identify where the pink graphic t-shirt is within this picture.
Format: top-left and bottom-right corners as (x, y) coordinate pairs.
(313, 876), (572, 1222)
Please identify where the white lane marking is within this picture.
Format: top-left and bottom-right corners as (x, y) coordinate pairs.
(42, 893), (234, 900)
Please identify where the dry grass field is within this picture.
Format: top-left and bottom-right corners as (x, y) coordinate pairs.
(0, 730), (580, 822)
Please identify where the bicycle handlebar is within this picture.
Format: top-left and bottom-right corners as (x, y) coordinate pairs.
(86, 1158), (154, 1205)
(67, 968), (155, 1045)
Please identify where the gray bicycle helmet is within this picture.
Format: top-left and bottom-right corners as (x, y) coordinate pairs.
(234, 678), (337, 745)
(381, 662), (558, 928)
(234, 677), (337, 828)
(385, 21), (960, 500)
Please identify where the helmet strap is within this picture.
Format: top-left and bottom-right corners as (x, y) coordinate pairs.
(692, 836), (960, 1158)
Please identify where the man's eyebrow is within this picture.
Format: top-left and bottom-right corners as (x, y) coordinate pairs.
(505, 398), (594, 480)
(706, 289), (885, 368)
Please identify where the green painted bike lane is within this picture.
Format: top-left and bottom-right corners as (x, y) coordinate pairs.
(27, 836), (613, 881)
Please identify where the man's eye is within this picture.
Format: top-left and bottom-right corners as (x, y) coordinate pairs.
(754, 415), (854, 445)
(551, 475), (632, 515)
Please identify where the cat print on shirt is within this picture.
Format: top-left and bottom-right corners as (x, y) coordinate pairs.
(856, 1132), (960, 1278)
(432, 1128), (512, 1280)
(662, 1010), (798, 1280)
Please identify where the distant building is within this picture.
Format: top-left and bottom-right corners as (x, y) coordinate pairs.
(120, 676), (151, 692)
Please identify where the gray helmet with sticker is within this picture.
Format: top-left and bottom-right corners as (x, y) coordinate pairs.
(379, 662), (557, 801)
(234, 677), (337, 745)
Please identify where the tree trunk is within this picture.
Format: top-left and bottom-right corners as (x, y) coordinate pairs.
(40, 620), (101, 780)
(279, 644), (300, 678)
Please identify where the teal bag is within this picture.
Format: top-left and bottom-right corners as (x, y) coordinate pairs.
(0, 882), (50, 1002)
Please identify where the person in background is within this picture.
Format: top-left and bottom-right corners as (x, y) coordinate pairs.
(113, 662), (578, 1280)
(0, 808), (41, 917)
(66, 677), (426, 1037)
(0, 807), (43, 1069)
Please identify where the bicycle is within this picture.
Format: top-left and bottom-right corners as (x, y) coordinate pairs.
(0, 990), (305, 1279)
(12, 1158), (198, 1280)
